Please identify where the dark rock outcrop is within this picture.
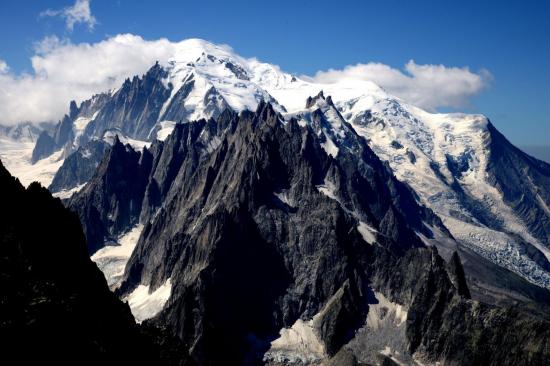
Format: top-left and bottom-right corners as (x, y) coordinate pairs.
(0, 160), (193, 365)
(84, 63), (172, 141)
(68, 137), (152, 254)
(486, 122), (550, 249)
(368, 246), (550, 366)
(53, 114), (75, 150)
(447, 251), (472, 299)
(31, 130), (57, 162)
(49, 139), (109, 193)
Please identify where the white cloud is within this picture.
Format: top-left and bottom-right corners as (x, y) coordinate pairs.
(32, 35), (70, 55)
(0, 60), (9, 74)
(0, 33), (491, 126)
(310, 61), (491, 110)
(40, 0), (97, 31)
(0, 34), (178, 125)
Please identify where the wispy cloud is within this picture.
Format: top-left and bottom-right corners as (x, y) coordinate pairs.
(32, 35), (70, 55)
(40, 0), (97, 31)
(310, 61), (491, 111)
(0, 60), (9, 74)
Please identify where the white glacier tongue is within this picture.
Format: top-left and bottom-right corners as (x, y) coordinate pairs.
(91, 224), (144, 290)
(91, 224), (172, 322)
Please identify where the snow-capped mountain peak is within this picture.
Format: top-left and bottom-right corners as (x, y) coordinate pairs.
(337, 95), (550, 289)
(3, 38), (548, 292)
(156, 39), (286, 118)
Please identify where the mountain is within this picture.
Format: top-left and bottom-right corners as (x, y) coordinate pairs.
(31, 38), (286, 161)
(48, 139), (110, 196)
(32, 41), (285, 196)
(335, 95), (550, 291)
(27, 39), (550, 294)
(0, 160), (194, 364)
(6, 38), (550, 364)
(32, 94), (111, 163)
(67, 103), (550, 365)
(0, 123), (42, 143)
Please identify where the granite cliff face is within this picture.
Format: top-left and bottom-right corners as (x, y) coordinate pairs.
(68, 136), (152, 254)
(84, 63), (172, 141)
(48, 139), (109, 194)
(122, 102), (433, 364)
(485, 123), (550, 251)
(68, 103), (550, 365)
(32, 95), (111, 164)
(364, 247), (550, 366)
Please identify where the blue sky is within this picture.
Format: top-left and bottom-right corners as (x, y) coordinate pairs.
(0, 0), (549, 151)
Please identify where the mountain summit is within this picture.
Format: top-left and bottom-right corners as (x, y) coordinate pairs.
(1, 38), (549, 365)
(26, 39), (550, 293)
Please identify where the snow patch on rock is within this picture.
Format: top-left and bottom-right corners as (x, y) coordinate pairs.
(73, 116), (92, 138)
(156, 120), (176, 141)
(316, 179), (338, 201)
(357, 221), (377, 245)
(52, 183), (86, 199)
(320, 135), (339, 158)
(274, 189), (294, 207)
(102, 130), (151, 151)
(124, 278), (172, 323)
(91, 224), (144, 290)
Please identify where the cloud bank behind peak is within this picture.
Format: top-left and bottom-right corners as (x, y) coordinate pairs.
(310, 61), (491, 111)
(0, 34), (491, 125)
